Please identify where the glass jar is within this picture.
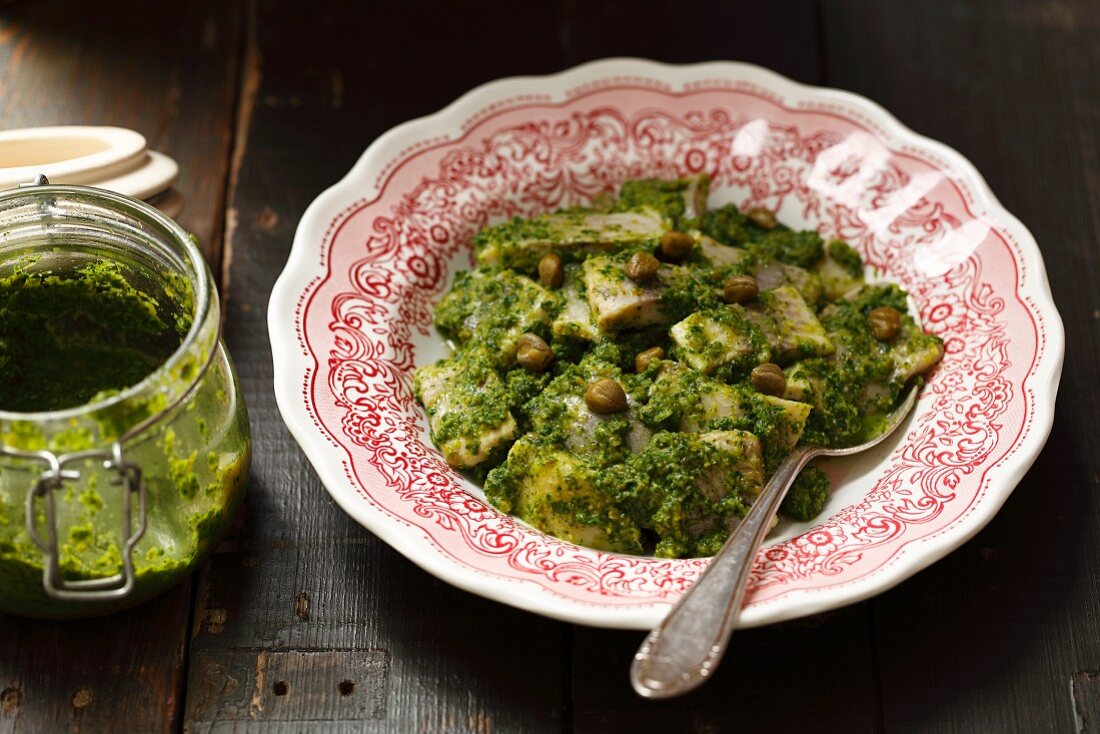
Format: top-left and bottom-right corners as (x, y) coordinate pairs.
(0, 181), (251, 618)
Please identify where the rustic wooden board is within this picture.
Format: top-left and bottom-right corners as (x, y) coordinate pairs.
(824, 1), (1100, 731)
(572, 608), (882, 733)
(0, 590), (192, 734)
(184, 1), (568, 730)
(0, 2), (242, 733)
(0, 0), (243, 267)
(556, 0), (825, 83)
(2, 0), (1097, 731)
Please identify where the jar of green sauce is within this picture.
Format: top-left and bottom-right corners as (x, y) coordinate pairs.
(0, 179), (251, 618)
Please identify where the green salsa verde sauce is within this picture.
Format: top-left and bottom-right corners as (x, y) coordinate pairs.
(0, 258), (250, 618)
(0, 261), (188, 412)
(416, 176), (944, 558)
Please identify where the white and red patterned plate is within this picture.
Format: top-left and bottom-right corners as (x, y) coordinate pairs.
(269, 59), (1064, 629)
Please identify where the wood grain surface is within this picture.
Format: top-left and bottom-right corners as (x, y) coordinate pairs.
(1, 0), (1097, 732)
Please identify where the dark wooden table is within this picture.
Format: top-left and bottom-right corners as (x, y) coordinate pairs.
(1, 1), (1098, 731)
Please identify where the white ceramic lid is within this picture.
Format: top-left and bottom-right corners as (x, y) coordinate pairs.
(0, 126), (147, 189)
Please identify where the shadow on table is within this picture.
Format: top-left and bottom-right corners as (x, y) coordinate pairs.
(866, 409), (1092, 730)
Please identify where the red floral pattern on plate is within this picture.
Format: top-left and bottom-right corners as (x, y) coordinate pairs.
(280, 68), (1055, 625)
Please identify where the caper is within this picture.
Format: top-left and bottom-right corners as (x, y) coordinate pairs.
(750, 363), (786, 396)
(747, 206), (778, 230)
(538, 252), (564, 289)
(625, 251), (661, 282)
(516, 332), (554, 373)
(868, 306), (902, 341)
(585, 378), (628, 414)
(659, 230), (695, 261)
(722, 274), (759, 304)
(635, 346), (665, 373)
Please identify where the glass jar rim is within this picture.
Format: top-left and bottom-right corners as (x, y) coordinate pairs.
(0, 183), (217, 427)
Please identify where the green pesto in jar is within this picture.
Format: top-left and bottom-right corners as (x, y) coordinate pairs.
(0, 257), (250, 618)
(0, 261), (189, 412)
(415, 175), (945, 558)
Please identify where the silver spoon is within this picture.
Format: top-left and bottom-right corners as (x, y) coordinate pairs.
(630, 385), (921, 699)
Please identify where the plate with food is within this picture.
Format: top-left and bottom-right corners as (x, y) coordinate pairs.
(269, 58), (1063, 629)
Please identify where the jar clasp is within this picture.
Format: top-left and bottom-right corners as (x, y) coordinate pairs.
(17, 443), (147, 601)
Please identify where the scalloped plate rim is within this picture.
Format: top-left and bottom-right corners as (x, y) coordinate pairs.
(269, 57), (1064, 629)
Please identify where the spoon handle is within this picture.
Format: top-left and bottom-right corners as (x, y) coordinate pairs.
(630, 444), (817, 699)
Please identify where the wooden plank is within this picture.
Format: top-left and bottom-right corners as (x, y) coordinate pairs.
(0, 592), (191, 734)
(184, 1), (567, 730)
(1073, 670), (1100, 732)
(0, 2), (243, 733)
(823, 1), (1100, 731)
(186, 649), (390, 726)
(573, 608), (882, 733)
(0, 0), (244, 267)
(556, 0), (824, 85)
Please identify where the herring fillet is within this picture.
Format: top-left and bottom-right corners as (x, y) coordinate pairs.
(475, 208), (666, 269)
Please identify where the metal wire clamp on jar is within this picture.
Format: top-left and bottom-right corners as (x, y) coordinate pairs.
(0, 176), (251, 618)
